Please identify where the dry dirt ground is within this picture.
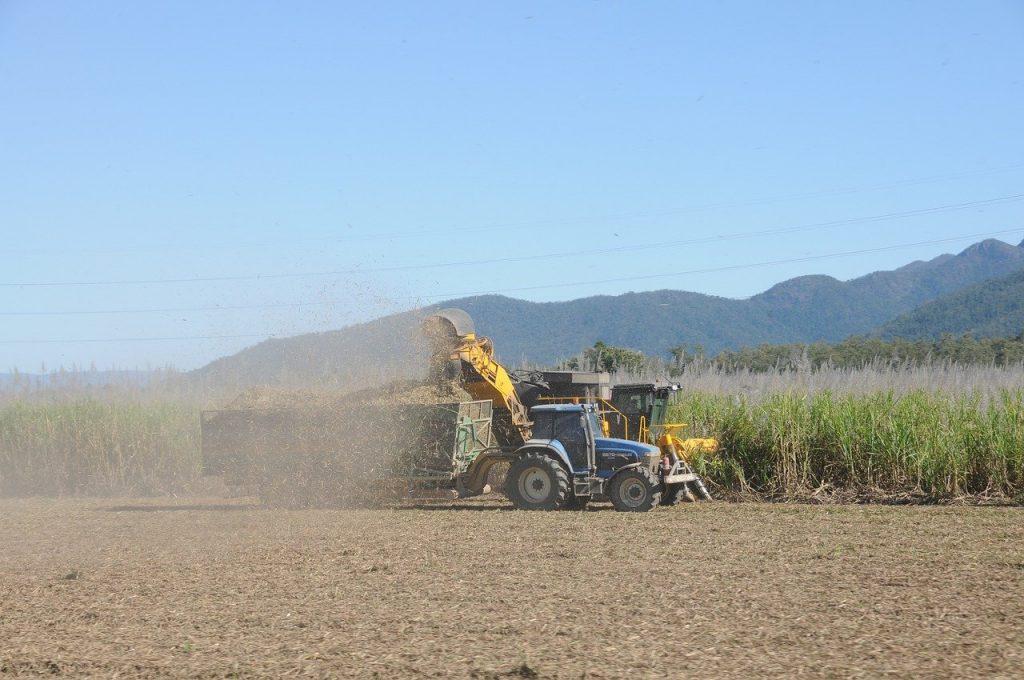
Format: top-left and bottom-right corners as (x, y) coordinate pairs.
(1, 497), (1023, 679)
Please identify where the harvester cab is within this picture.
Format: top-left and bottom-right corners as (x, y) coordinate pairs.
(607, 383), (678, 442)
(608, 383), (715, 502)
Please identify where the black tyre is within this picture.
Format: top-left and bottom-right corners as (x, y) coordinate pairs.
(610, 467), (661, 512)
(661, 483), (696, 506)
(505, 452), (570, 511)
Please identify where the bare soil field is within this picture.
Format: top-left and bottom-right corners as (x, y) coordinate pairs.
(2, 498), (1022, 679)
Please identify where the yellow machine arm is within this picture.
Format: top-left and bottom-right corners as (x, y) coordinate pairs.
(450, 335), (532, 441)
(424, 309), (532, 443)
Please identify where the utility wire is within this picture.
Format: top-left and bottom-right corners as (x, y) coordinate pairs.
(2, 227), (1021, 343)
(415, 228), (1024, 300)
(0, 300), (352, 317)
(0, 333), (281, 345)
(3, 193), (1021, 288)
(9, 162), (1024, 257)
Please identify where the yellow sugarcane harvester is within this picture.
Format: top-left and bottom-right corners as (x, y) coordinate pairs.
(425, 308), (715, 503)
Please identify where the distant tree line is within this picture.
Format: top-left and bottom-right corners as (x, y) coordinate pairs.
(704, 333), (1024, 373)
(562, 332), (1024, 375)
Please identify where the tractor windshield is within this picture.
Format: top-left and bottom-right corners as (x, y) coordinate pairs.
(530, 410), (555, 439)
(529, 409), (593, 470)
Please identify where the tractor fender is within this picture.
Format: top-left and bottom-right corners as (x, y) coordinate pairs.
(608, 461), (647, 480)
(512, 441), (573, 473)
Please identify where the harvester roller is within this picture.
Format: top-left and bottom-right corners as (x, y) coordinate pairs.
(427, 308), (476, 338)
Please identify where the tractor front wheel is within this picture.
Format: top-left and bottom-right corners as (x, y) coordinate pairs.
(505, 453), (570, 511)
(610, 467), (661, 512)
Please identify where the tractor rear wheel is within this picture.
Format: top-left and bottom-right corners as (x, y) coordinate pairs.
(505, 452), (570, 511)
(610, 467), (661, 512)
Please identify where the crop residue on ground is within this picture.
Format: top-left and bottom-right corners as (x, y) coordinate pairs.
(1, 498), (1022, 678)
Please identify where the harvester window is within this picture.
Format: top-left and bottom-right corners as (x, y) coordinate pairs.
(611, 391), (643, 414)
(614, 394), (647, 414)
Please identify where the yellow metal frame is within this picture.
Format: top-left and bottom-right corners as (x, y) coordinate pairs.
(534, 397), (719, 459)
(535, 395), (633, 440)
(649, 422), (719, 461)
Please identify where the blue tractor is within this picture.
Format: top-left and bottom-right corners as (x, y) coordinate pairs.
(502, 403), (663, 512)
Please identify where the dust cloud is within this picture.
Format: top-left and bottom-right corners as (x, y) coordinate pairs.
(200, 317), (481, 508)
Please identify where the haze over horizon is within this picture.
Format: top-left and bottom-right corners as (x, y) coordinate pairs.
(2, 2), (1023, 371)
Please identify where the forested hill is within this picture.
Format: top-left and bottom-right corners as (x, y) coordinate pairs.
(877, 268), (1024, 340)
(437, 238), (1024, 362)
(192, 237), (1024, 388)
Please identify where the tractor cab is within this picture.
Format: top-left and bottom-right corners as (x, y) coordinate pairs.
(526, 404), (601, 473)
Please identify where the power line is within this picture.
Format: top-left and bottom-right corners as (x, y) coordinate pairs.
(0, 300), (352, 317)
(3, 193), (1021, 289)
(9, 162), (1024, 257)
(2, 227), (1021, 343)
(0, 333), (280, 345)
(414, 228), (1024, 300)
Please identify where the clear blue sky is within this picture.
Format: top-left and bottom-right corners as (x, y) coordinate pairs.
(2, 1), (1023, 371)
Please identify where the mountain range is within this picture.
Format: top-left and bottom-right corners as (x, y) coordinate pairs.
(190, 237), (1024, 389)
(878, 266), (1024, 340)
